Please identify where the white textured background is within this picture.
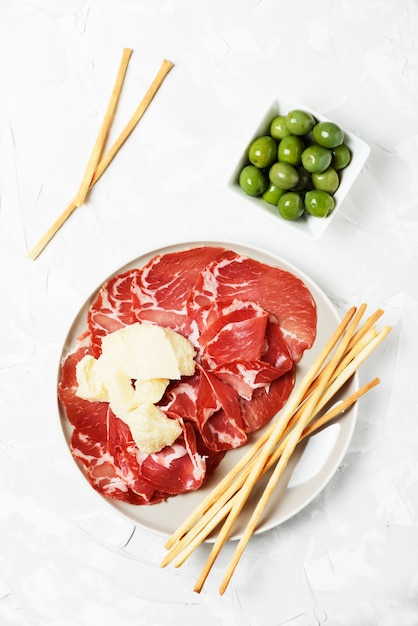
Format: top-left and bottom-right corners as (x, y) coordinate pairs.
(1, 1), (417, 624)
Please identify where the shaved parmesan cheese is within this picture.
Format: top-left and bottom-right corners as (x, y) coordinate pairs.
(75, 323), (195, 452)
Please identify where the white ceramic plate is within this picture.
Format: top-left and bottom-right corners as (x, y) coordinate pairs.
(57, 241), (358, 540)
(227, 96), (370, 240)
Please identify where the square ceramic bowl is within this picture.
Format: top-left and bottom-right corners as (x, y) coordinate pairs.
(227, 97), (370, 240)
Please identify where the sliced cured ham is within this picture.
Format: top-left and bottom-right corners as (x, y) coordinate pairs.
(213, 359), (286, 401)
(188, 251), (316, 362)
(199, 308), (294, 400)
(88, 268), (141, 357)
(198, 300), (269, 369)
(141, 421), (206, 495)
(60, 349), (211, 503)
(130, 246), (228, 335)
(161, 366), (247, 452)
(239, 369), (296, 433)
(59, 344), (109, 442)
(59, 245), (317, 507)
(106, 412), (159, 501)
(71, 429), (168, 505)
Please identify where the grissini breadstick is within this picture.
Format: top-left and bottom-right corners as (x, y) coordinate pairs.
(74, 47), (133, 208)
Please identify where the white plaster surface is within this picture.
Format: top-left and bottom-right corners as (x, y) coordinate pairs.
(1, 1), (417, 624)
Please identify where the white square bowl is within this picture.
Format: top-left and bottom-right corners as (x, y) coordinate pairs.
(227, 97), (371, 240)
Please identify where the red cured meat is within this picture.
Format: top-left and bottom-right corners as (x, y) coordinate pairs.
(262, 318), (294, 370)
(162, 366), (247, 451)
(61, 350), (163, 504)
(198, 302), (268, 369)
(161, 379), (198, 422)
(106, 412), (160, 502)
(200, 311), (293, 400)
(239, 369), (296, 433)
(60, 344), (210, 504)
(70, 429), (164, 505)
(197, 367), (247, 450)
(141, 421), (206, 495)
(58, 345), (109, 443)
(59, 245), (317, 507)
(197, 300), (267, 347)
(130, 246), (229, 334)
(88, 268), (141, 357)
(189, 252), (316, 363)
(213, 360), (287, 401)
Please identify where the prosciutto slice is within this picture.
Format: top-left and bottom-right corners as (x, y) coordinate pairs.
(59, 245), (317, 506)
(239, 369), (296, 433)
(88, 268), (141, 357)
(59, 344), (109, 442)
(188, 251), (316, 362)
(130, 246), (228, 334)
(140, 421), (206, 495)
(161, 366), (247, 452)
(198, 300), (269, 369)
(70, 430), (154, 505)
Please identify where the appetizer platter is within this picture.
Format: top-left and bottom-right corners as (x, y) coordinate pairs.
(57, 240), (363, 541)
(50, 53), (385, 594)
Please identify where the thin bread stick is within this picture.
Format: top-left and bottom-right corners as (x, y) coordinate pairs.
(74, 47), (133, 207)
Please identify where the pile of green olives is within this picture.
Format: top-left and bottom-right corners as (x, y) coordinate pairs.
(238, 109), (351, 221)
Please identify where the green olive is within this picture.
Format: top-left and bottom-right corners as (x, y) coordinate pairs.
(312, 166), (340, 194)
(239, 165), (268, 196)
(248, 136), (277, 168)
(278, 135), (305, 166)
(301, 145), (332, 173)
(278, 192), (305, 220)
(304, 190), (335, 217)
(286, 110), (316, 136)
(293, 166), (312, 191)
(270, 115), (291, 140)
(269, 162), (299, 190)
(262, 182), (285, 205)
(332, 143), (351, 170)
(312, 121), (344, 149)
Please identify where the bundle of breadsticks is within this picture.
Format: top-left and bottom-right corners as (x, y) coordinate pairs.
(160, 304), (391, 595)
(28, 49), (173, 260)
